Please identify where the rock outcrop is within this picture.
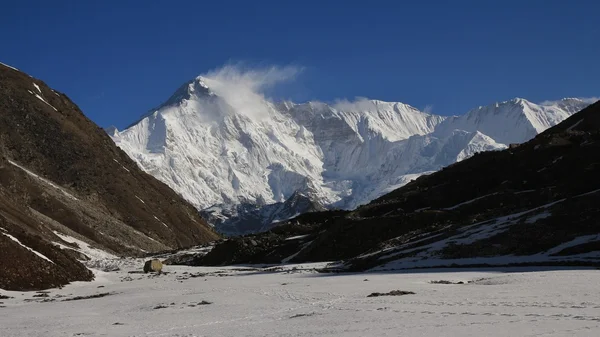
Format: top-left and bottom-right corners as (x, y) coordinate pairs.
(143, 259), (163, 273)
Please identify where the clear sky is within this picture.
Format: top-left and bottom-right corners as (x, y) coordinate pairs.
(1, 0), (598, 129)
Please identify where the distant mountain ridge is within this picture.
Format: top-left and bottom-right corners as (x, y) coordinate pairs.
(433, 97), (586, 145)
(111, 75), (591, 234)
(188, 100), (600, 270)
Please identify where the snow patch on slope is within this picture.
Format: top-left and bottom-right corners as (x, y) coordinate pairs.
(8, 160), (78, 200)
(1, 228), (55, 264)
(0, 61), (19, 71)
(52, 231), (128, 272)
(360, 188), (600, 271)
(53, 231), (116, 262)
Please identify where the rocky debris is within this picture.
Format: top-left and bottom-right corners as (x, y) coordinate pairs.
(161, 253), (196, 266)
(175, 272), (208, 281)
(62, 292), (115, 301)
(430, 280), (465, 285)
(188, 212), (341, 267)
(367, 290), (416, 297)
(189, 300), (212, 307)
(195, 233), (307, 266)
(202, 191), (327, 236)
(289, 312), (320, 319)
(143, 259), (163, 273)
(154, 301), (212, 309)
(155, 242), (216, 265)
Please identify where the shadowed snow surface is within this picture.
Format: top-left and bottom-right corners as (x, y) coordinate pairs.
(1, 263), (599, 336)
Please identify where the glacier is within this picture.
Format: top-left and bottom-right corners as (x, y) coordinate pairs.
(110, 74), (590, 234)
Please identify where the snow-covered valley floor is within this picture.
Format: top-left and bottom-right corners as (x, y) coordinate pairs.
(2, 263), (600, 336)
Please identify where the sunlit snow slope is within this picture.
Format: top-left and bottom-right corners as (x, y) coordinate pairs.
(111, 70), (590, 233)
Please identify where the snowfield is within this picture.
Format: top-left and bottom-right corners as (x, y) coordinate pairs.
(2, 263), (600, 336)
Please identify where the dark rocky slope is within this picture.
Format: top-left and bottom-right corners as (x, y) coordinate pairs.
(190, 101), (600, 270)
(0, 63), (219, 290)
(201, 191), (326, 236)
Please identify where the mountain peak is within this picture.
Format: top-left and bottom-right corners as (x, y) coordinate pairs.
(104, 125), (119, 136)
(193, 76), (210, 89)
(488, 97), (530, 109)
(125, 77), (215, 129)
(435, 97), (590, 145)
(509, 97), (528, 103)
(160, 77), (213, 108)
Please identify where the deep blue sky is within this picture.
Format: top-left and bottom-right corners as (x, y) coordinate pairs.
(1, 0), (598, 129)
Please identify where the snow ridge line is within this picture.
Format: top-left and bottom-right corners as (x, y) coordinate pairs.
(7, 160), (78, 200)
(1, 228), (55, 264)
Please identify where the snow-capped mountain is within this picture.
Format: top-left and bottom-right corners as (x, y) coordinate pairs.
(433, 98), (586, 145)
(110, 74), (590, 234)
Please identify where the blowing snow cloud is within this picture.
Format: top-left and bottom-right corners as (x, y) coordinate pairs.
(199, 64), (302, 120)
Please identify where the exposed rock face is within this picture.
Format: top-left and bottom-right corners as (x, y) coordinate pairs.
(0, 63), (219, 290)
(191, 101), (600, 270)
(201, 191), (326, 236)
(143, 259), (163, 273)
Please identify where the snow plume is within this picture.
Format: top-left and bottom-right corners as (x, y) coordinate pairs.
(332, 97), (376, 111)
(577, 97), (599, 104)
(200, 63), (302, 120)
(540, 97), (599, 105)
(423, 104), (434, 114)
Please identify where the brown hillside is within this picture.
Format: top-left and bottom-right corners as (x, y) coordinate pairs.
(0, 63), (219, 290)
